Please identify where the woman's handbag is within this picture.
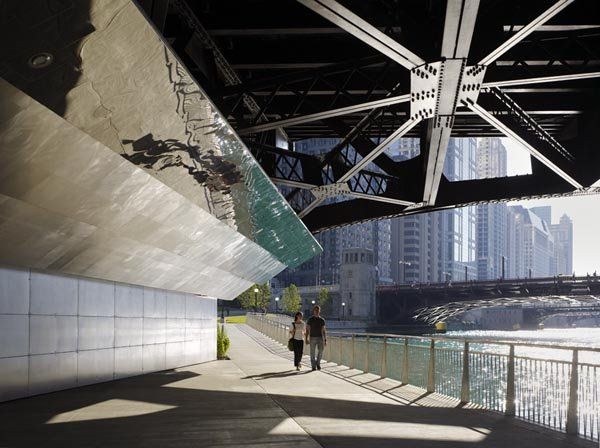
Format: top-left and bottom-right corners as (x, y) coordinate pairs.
(287, 322), (295, 351)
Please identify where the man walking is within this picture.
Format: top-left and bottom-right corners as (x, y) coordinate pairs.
(306, 305), (327, 371)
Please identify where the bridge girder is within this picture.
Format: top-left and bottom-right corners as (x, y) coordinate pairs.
(160, 0), (600, 231)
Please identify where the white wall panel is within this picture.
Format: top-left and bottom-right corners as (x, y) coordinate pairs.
(0, 267), (216, 402)
(0, 315), (29, 357)
(78, 317), (115, 350)
(144, 288), (166, 318)
(166, 318), (185, 343)
(114, 346), (143, 379)
(78, 348), (114, 386)
(185, 294), (203, 318)
(30, 272), (78, 316)
(79, 278), (115, 316)
(115, 284), (143, 317)
(0, 356), (28, 401)
(0, 266), (29, 314)
(143, 343), (166, 372)
(29, 352), (77, 395)
(166, 291), (185, 318)
(143, 318), (166, 345)
(29, 316), (77, 355)
(115, 317), (143, 347)
(166, 342), (185, 369)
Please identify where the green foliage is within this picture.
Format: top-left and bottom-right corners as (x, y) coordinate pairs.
(217, 324), (231, 359)
(318, 287), (331, 316)
(281, 284), (302, 314)
(236, 288), (253, 310)
(257, 282), (271, 311)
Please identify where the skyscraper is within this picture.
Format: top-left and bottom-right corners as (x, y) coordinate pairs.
(531, 206), (552, 227)
(509, 206), (555, 277)
(389, 137), (477, 283)
(476, 138), (508, 280)
(551, 214), (574, 275)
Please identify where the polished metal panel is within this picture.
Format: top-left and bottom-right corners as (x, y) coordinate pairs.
(185, 319), (203, 341)
(0, 315), (29, 357)
(77, 348), (115, 386)
(29, 272), (78, 316)
(78, 317), (115, 350)
(166, 291), (186, 318)
(0, 266), (29, 314)
(186, 294), (214, 318)
(114, 346), (143, 379)
(115, 284), (144, 317)
(166, 342), (186, 370)
(78, 278), (115, 317)
(29, 352), (77, 395)
(143, 344), (166, 373)
(0, 80), (288, 299)
(166, 319), (186, 343)
(114, 317), (143, 347)
(0, 0), (321, 278)
(0, 357), (28, 401)
(143, 288), (167, 318)
(143, 318), (166, 345)
(29, 316), (78, 355)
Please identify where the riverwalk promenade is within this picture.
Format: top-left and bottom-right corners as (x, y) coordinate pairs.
(0, 324), (593, 447)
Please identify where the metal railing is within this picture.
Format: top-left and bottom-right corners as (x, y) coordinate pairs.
(246, 313), (600, 442)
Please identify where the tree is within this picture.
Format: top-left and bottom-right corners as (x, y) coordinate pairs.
(235, 287), (253, 310)
(281, 284), (302, 314)
(318, 287), (332, 316)
(257, 282), (271, 312)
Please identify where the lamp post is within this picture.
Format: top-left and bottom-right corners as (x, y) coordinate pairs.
(253, 287), (259, 312)
(398, 260), (411, 284)
(341, 302), (346, 320)
(275, 296), (279, 313)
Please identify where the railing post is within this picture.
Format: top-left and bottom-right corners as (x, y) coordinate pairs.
(402, 338), (409, 384)
(351, 334), (355, 369)
(381, 336), (387, 378)
(365, 336), (370, 373)
(427, 339), (435, 393)
(505, 344), (516, 416)
(460, 341), (470, 404)
(566, 349), (579, 435)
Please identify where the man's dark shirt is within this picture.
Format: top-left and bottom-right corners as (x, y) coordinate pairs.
(307, 316), (326, 337)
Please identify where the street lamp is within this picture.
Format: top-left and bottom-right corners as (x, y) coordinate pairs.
(398, 260), (411, 284)
(275, 296), (279, 313)
(341, 302), (346, 320)
(253, 287), (259, 311)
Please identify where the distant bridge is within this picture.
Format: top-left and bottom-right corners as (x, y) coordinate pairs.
(377, 275), (600, 324)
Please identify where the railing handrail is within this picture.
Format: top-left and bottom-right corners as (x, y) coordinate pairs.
(246, 315), (600, 354)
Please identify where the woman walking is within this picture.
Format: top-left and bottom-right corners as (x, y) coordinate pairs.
(289, 312), (306, 371)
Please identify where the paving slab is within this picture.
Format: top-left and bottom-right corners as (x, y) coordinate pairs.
(0, 323), (594, 448)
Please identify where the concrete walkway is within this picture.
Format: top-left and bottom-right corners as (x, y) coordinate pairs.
(0, 324), (593, 448)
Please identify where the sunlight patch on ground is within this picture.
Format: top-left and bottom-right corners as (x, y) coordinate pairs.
(289, 417), (491, 442)
(45, 399), (175, 424)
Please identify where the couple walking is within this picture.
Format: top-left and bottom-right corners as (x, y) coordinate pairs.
(289, 305), (327, 371)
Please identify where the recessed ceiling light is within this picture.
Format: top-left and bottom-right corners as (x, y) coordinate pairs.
(28, 52), (54, 69)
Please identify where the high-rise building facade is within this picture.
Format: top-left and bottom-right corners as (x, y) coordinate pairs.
(389, 138), (477, 283)
(551, 214), (574, 275)
(476, 138), (509, 280)
(509, 205), (555, 277)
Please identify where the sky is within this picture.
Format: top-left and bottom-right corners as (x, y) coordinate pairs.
(502, 138), (600, 274)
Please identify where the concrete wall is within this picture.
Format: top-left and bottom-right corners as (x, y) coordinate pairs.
(0, 265), (216, 402)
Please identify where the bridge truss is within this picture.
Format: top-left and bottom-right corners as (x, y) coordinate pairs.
(160, 0), (600, 232)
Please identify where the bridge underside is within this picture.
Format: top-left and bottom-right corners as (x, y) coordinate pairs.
(157, 0), (600, 232)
